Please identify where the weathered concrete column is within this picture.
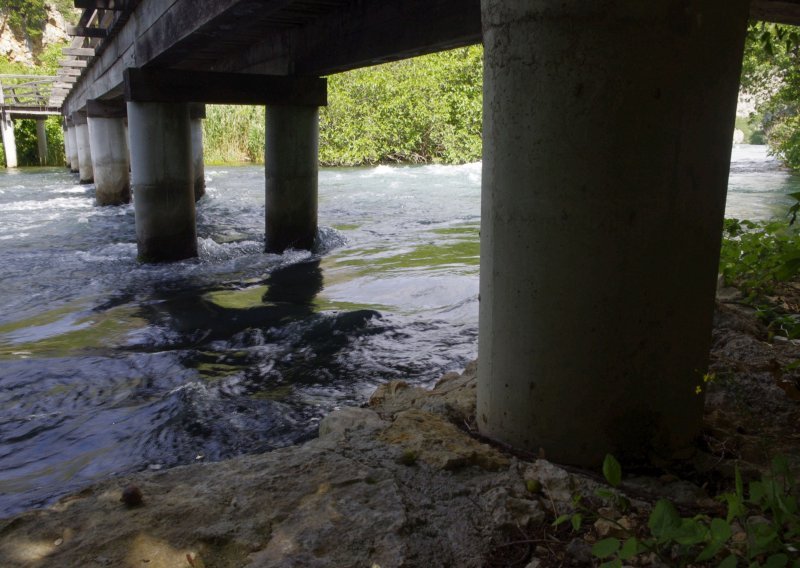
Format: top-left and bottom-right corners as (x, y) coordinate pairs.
(190, 104), (205, 201)
(265, 105), (318, 253)
(62, 119), (71, 169)
(35, 119), (48, 166)
(66, 119), (79, 173)
(477, 0), (749, 467)
(87, 100), (130, 206)
(127, 101), (196, 262)
(72, 110), (93, 183)
(1, 112), (17, 168)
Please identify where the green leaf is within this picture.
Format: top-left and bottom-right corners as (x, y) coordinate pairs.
(603, 454), (622, 487)
(592, 538), (621, 559)
(765, 554), (789, 568)
(697, 518), (733, 562)
(736, 466), (744, 500)
(723, 493), (746, 523)
(619, 537), (638, 560)
(672, 518), (709, 546)
(552, 514), (570, 527)
(600, 560), (623, 568)
(595, 488), (616, 501)
(711, 517), (733, 543)
(571, 513), (583, 532)
(648, 499), (681, 542)
(718, 554), (738, 568)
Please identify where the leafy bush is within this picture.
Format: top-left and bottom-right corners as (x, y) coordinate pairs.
(573, 456), (800, 568)
(201, 47), (483, 166)
(0, 0), (47, 47)
(319, 46), (482, 166)
(720, 218), (800, 300)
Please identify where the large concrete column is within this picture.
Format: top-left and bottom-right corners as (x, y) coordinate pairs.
(265, 105), (318, 253)
(72, 110), (93, 183)
(66, 119), (79, 173)
(1, 112), (17, 168)
(87, 100), (130, 206)
(127, 101), (196, 262)
(35, 119), (48, 166)
(477, 0), (750, 467)
(190, 104), (205, 201)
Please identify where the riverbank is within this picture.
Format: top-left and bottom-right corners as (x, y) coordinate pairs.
(1, 288), (799, 567)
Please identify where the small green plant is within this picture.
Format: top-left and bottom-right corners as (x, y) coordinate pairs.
(719, 218), (800, 339)
(552, 454), (630, 533)
(589, 456), (800, 568)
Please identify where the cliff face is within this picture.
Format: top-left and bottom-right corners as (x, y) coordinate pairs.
(0, 4), (69, 66)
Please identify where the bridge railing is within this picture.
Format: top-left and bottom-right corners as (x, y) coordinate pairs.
(55, 0), (141, 109)
(0, 75), (59, 113)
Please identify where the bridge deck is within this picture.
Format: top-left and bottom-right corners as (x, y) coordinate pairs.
(56, 0), (800, 116)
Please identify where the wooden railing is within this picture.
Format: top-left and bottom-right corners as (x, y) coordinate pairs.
(0, 75), (60, 115)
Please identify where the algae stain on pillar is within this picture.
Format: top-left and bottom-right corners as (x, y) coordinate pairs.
(477, 0), (750, 467)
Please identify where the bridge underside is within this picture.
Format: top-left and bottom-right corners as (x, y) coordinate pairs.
(47, 0), (800, 468)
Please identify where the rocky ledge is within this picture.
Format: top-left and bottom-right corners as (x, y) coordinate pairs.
(1, 298), (799, 567)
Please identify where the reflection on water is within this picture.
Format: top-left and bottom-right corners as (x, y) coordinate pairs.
(0, 147), (797, 515)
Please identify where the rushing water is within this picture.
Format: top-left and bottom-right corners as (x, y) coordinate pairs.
(0, 144), (797, 516)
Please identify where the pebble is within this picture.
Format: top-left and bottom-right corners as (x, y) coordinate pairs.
(120, 484), (143, 507)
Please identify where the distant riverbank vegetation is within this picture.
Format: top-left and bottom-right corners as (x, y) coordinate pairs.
(203, 46), (483, 166)
(741, 22), (800, 170)
(0, 38), (67, 167)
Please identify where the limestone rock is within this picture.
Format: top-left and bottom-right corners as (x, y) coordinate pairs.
(317, 407), (387, 441)
(378, 408), (508, 471)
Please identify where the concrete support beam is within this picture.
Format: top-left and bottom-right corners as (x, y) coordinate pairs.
(190, 104), (205, 202)
(265, 105), (319, 253)
(35, 119), (48, 166)
(1, 112), (17, 168)
(477, 0), (750, 467)
(72, 111), (94, 183)
(127, 101), (196, 262)
(88, 100), (130, 205)
(62, 121), (71, 168)
(66, 123), (79, 173)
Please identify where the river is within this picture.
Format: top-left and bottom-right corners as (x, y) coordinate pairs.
(0, 144), (797, 516)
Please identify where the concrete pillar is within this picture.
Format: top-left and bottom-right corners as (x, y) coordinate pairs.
(35, 119), (48, 166)
(127, 101), (196, 262)
(190, 104), (205, 202)
(1, 112), (17, 168)
(265, 105), (318, 253)
(87, 100), (130, 206)
(72, 110), (93, 183)
(477, 0), (750, 467)
(62, 120), (71, 169)
(66, 121), (79, 173)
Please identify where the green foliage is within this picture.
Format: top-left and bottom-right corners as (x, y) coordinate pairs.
(0, 0), (47, 48)
(202, 105), (265, 164)
(603, 454), (622, 488)
(588, 457), (800, 568)
(741, 23), (800, 170)
(719, 218), (800, 338)
(319, 46), (482, 166)
(1, 116), (65, 167)
(200, 47), (482, 166)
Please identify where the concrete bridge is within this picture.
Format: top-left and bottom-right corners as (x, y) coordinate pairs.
(44, 0), (800, 466)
